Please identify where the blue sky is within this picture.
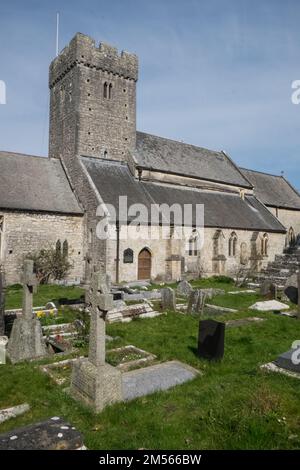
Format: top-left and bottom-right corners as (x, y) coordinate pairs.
(1, 0), (300, 187)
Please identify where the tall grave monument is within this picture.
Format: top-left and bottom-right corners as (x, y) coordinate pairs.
(70, 270), (122, 412)
(7, 260), (48, 363)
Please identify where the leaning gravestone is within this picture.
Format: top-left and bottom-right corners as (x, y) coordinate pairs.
(7, 260), (48, 363)
(187, 290), (206, 315)
(176, 280), (193, 297)
(198, 319), (225, 361)
(0, 269), (5, 336)
(70, 271), (122, 412)
(161, 287), (176, 311)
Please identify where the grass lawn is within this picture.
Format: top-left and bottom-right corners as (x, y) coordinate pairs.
(1, 281), (300, 449)
(5, 284), (85, 310)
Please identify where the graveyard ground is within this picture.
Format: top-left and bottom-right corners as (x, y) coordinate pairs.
(1, 279), (300, 449)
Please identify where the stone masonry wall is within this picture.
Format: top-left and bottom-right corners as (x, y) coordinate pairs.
(268, 207), (300, 242)
(105, 224), (286, 282)
(0, 211), (84, 285)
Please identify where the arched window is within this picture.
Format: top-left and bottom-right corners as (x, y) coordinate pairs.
(188, 229), (200, 256)
(63, 240), (69, 258)
(104, 150), (108, 158)
(56, 239), (62, 255)
(103, 82), (108, 99)
(288, 227), (296, 246)
(109, 83), (113, 99)
(228, 232), (238, 257)
(261, 233), (269, 256)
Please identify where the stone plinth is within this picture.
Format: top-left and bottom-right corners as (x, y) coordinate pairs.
(7, 317), (47, 364)
(70, 358), (122, 412)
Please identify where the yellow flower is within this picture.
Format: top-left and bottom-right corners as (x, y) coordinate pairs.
(36, 310), (45, 318)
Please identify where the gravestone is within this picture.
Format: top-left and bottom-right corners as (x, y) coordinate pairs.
(0, 269), (5, 336)
(284, 273), (300, 319)
(7, 260), (48, 363)
(187, 290), (206, 315)
(176, 280), (193, 297)
(161, 287), (176, 311)
(270, 283), (278, 300)
(260, 280), (272, 297)
(70, 271), (122, 412)
(198, 319), (225, 361)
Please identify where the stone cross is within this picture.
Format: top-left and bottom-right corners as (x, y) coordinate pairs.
(86, 271), (113, 367)
(21, 260), (38, 320)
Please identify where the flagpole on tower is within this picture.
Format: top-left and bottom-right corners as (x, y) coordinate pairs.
(56, 12), (60, 57)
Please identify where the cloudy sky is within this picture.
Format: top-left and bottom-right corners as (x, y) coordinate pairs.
(1, 0), (300, 187)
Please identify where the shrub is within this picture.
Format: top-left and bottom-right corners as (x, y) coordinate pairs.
(28, 245), (72, 284)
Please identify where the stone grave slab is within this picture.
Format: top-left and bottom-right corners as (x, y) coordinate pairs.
(274, 349), (300, 374)
(228, 289), (256, 295)
(204, 304), (238, 314)
(261, 362), (300, 380)
(249, 300), (289, 312)
(0, 403), (30, 424)
(198, 319), (225, 360)
(0, 417), (84, 450)
(225, 317), (265, 328)
(122, 360), (199, 401)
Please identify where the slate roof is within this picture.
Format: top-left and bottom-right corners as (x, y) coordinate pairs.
(0, 151), (82, 214)
(81, 157), (285, 232)
(135, 132), (252, 189)
(240, 168), (300, 210)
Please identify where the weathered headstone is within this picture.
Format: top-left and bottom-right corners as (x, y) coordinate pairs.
(176, 280), (193, 297)
(70, 271), (122, 412)
(7, 260), (48, 363)
(270, 283), (278, 300)
(187, 290), (206, 315)
(198, 319), (225, 361)
(161, 287), (176, 311)
(260, 280), (272, 297)
(0, 269), (5, 336)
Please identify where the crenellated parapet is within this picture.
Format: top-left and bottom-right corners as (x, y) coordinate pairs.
(49, 32), (138, 88)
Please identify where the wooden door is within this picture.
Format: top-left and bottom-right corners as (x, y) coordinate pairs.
(138, 248), (151, 280)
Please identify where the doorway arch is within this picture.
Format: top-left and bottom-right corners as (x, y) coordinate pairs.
(138, 248), (152, 280)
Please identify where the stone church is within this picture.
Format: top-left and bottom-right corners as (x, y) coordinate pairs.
(1, 32), (300, 285)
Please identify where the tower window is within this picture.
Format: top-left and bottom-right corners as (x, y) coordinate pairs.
(109, 83), (113, 99)
(104, 150), (108, 158)
(103, 82), (108, 99)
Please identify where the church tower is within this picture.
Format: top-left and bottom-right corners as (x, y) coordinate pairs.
(49, 33), (138, 161)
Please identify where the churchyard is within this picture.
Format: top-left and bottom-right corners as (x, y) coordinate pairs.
(1, 274), (300, 449)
